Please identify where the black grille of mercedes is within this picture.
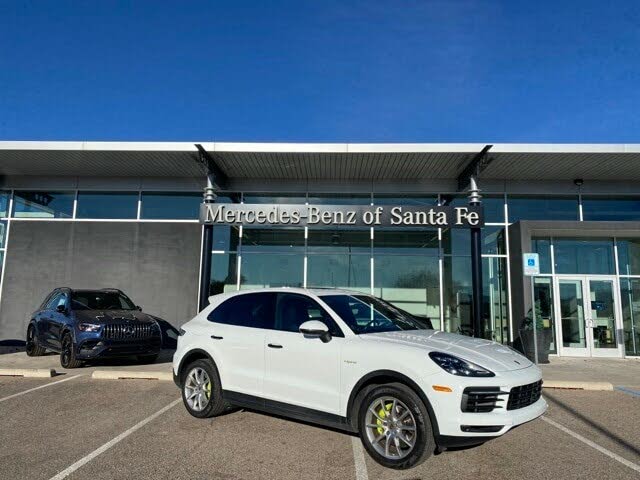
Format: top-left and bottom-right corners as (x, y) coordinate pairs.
(102, 323), (156, 340)
(461, 387), (508, 413)
(507, 380), (543, 410)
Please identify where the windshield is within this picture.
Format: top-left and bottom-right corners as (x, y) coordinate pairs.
(320, 294), (427, 334)
(71, 291), (137, 311)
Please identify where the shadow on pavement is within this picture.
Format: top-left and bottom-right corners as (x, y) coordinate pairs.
(544, 390), (640, 457)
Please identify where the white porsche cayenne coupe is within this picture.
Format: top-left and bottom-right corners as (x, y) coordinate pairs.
(173, 288), (546, 469)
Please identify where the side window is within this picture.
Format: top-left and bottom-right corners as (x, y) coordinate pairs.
(45, 292), (62, 310)
(208, 293), (275, 329)
(275, 293), (344, 337)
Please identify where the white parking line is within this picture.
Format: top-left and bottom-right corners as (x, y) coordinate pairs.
(351, 436), (369, 480)
(48, 398), (181, 480)
(0, 374), (82, 403)
(542, 416), (640, 474)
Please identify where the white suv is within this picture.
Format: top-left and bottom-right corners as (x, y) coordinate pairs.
(173, 288), (546, 469)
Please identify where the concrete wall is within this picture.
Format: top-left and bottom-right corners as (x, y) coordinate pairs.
(0, 221), (201, 341)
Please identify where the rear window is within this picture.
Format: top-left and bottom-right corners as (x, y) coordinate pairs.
(208, 293), (275, 329)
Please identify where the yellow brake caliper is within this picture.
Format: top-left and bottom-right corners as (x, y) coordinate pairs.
(205, 381), (212, 399)
(376, 402), (393, 434)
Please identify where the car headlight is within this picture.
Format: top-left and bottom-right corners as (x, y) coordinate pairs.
(428, 352), (495, 377)
(78, 323), (102, 332)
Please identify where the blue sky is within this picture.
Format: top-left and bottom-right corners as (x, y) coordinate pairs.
(1, 1), (639, 142)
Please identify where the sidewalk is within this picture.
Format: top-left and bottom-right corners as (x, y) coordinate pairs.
(540, 356), (640, 388)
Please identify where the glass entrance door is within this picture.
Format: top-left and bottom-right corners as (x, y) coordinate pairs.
(555, 277), (622, 357)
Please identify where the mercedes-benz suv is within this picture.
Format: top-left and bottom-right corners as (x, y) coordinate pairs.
(173, 288), (546, 469)
(27, 288), (162, 368)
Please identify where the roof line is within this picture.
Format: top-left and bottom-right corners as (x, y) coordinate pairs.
(0, 141), (640, 154)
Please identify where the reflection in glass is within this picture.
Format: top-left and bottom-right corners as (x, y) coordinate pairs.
(533, 277), (556, 353)
(307, 254), (370, 293)
(141, 192), (201, 219)
(482, 226), (505, 255)
(76, 192), (138, 219)
(212, 225), (240, 251)
(0, 191), (8, 217)
(373, 229), (438, 254)
(589, 280), (617, 349)
(240, 254), (303, 289)
(582, 197), (640, 221)
(616, 238), (640, 276)
(12, 191), (75, 218)
(531, 237), (552, 274)
(307, 229), (370, 253)
(559, 279), (586, 348)
(374, 255), (440, 327)
(620, 278), (640, 356)
(307, 194), (371, 205)
(241, 228), (304, 253)
(554, 238), (614, 274)
(443, 257), (472, 335)
(242, 193), (306, 204)
(441, 228), (470, 256)
(0, 221), (6, 249)
(507, 196), (579, 222)
(209, 253), (237, 295)
(373, 195), (438, 207)
(483, 257), (508, 343)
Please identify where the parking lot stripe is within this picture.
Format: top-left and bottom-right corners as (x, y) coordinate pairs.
(542, 416), (640, 474)
(0, 374), (82, 404)
(48, 398), (181, 480)
(351, 436), (369, 480)
(614, 386), (640, 398)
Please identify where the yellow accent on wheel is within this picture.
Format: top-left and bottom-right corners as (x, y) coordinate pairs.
(205, 381), (212, 399)
(376, 402), (393, 434)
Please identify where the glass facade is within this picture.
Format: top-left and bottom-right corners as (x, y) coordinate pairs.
(2, 187), (640, 357)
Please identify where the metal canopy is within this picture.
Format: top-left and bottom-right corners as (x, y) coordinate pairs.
(1, 141), (640, 181)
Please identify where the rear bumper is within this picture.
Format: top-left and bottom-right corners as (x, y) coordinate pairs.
(77, 337), (161, 359)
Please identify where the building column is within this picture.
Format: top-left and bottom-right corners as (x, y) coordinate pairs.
(198, 173), (216, 311)
(469, 176), (484, 338)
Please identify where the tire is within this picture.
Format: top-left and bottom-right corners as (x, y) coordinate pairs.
(358, 382), (435, 470)
(25, 325), (46, 357)
(60, 333), (82, 369)
(137, 354), (159, 364)
(181, 359), (229, 418)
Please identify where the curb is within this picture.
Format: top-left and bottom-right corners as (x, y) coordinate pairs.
(0, 368), (55, 378)
(91, 370), (173, 381)
(543, 380), (614, 391)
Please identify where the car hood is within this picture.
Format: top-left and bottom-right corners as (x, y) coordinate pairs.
(74, 310), (157, 325)
(360, 330), (532, 372)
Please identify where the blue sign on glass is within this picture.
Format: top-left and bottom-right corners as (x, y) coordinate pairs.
(523, 253), (540, 276)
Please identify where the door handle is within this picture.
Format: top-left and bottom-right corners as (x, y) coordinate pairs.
(267, 343), (283, 349)
(210, 335), (223, 340)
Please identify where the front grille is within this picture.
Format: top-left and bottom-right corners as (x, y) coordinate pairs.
(507, 380), (543, 410)
(102, 323), (156, 341)
(461, 387), (508, 413)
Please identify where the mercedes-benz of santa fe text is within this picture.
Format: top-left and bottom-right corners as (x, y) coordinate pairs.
(27, 288), (162, 368)
(173, 288), (546, 469)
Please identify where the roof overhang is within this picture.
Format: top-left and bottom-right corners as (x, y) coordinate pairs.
(1, 141), (640, 181)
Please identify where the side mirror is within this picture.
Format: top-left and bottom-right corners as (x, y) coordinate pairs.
(137, 306), (142, 311)
(56, 304), (67, 314)
(299, 320), (332, 343)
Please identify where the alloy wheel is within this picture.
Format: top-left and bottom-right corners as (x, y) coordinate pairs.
(61, 336), (72, 366)
(184, 367), (212, 412)
(364, 396), (417, 460)
(26, 327), (35, 354)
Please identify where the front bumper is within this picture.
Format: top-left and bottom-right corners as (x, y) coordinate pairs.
(423, 364), (547, 441)
(76, 337), (162, 359)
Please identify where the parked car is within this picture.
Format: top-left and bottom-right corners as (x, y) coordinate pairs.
(173, 288), (546, 470)
(26, 288), (162, 368)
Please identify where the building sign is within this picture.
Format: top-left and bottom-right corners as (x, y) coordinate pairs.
(200, 203), (484, 228)
(523, 253), (540, 276)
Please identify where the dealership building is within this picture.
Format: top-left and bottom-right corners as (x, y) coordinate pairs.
(0, 141), (639, 360)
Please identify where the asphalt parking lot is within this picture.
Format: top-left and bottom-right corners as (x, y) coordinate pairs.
(0, 375), (638, 480)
